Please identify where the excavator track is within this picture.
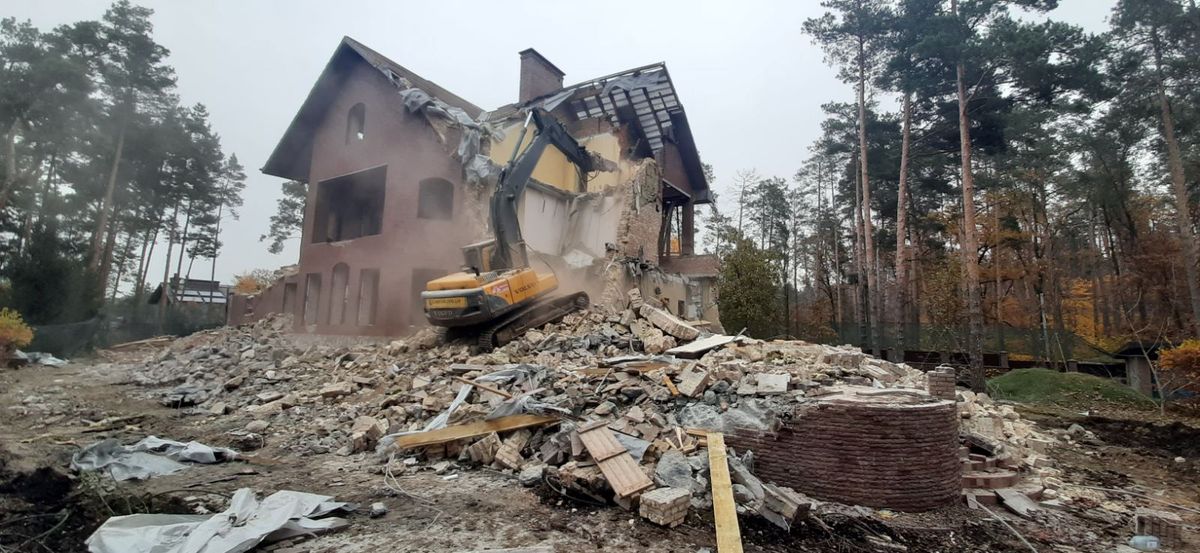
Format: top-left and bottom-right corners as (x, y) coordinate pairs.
(476, 292), (589, 352)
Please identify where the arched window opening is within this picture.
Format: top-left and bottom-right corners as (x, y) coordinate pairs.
(302, 273), (322, 326)
(346, 103), (365, 143)
(417, 178), (454, 220)
(330, 263), (350, 325)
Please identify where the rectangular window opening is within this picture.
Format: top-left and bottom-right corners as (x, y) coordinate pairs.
(312, 166), (386, 243)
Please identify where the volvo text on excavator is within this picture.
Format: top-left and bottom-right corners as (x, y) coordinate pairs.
(420, 108), (592, 350)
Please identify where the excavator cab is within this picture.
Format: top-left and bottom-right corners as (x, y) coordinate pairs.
(421, 109), (590, 349)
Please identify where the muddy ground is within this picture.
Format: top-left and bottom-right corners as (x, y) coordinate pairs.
(1, 356), (1197, 552)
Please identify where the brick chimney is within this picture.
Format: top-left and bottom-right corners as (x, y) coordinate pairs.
(518, 48), (565, 103)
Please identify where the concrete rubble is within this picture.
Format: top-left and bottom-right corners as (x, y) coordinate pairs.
(98, 287), (1080, 540)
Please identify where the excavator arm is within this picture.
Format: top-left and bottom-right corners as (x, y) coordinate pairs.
(422, 108), (593, 349)
(488, 108), (594, 271)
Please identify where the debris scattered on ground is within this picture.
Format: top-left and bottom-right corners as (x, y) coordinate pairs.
(65, 287), (1197, 552)
(71, 436), (238, 481)
(85, 488), (351, 553)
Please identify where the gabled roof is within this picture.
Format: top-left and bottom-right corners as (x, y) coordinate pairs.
(262, 36), (482, 182)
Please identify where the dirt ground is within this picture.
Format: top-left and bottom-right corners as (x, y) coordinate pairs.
(1, 356), (1198, 552)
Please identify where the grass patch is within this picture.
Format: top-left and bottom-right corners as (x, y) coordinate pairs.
(987, 368), (1156, 409)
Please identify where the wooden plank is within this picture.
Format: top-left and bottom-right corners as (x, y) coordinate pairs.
(390, 415), (559, 450)
(707, 433), (744, 553)
(578, 423), (654, 498)
(662, 374), (680, 396)
(577, 425), (627, 462)
(451, 376), (514, 399)
(996, 488), (1040, 518)
(666, 334), (737, 359)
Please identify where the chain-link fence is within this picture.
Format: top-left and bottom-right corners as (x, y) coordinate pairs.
(27, 317), (106, 358)
(26, 305), (225, 358)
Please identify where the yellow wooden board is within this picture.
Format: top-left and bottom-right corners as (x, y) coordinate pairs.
(390, 415), (559, 450)
(707, 433), (744, 553)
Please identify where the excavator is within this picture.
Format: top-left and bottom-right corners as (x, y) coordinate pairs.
(421, 108), (592, 350)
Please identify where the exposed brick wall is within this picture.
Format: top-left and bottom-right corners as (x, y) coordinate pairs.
(727, 396), (961, 512)
(519, 49), (564, 103)
(658, 254), (720, 277)
(927, 366), (957, 400)
(615, 160), (662, 265)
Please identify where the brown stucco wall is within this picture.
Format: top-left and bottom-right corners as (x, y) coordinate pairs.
(249, 61), (486, 336)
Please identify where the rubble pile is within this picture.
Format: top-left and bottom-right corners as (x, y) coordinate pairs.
(102, 288), (1066, 529)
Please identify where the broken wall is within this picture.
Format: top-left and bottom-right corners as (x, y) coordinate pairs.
(488, 120), (635, 194)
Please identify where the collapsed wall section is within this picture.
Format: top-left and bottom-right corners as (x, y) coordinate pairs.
(727, 388), (961, 512)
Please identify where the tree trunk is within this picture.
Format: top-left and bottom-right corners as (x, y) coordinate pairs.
(893, 92), (912, 362)
(99, 221), (119, 299)
(133, 226), (152, 302)
(211, 197), (225, 287)
(853, 154), (867, 349)
(135, 226), (159, 312)
(953, 17), (986, 390)
(0, 121), (19, 215)
(89, 113), (129, 272)
(857, 37), (880, 357)
(175, 202), (193, 279)
(158, 202), (180, 333)
(1152, 29), (1200, 337)
(110, 231), (136, 304)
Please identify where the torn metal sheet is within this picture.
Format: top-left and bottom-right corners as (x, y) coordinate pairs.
(600, 71), (669, 96)
(85, 488), (351, 553)
(72, 437), (238, 481)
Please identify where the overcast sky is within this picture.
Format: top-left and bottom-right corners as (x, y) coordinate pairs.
(7, 0), (1114, 284)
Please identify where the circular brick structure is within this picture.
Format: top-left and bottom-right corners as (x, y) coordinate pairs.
(729, 387), (960, 512)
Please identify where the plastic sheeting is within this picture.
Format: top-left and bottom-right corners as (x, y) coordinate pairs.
(10, 350), (68, 366)
(72, 437), (238, 481)
(378, 365), (567, 449)
(382, 69), (504, 188)
(85, 488), (351, 553)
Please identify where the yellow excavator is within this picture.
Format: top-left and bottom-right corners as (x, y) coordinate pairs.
(421, 108), (591, 350)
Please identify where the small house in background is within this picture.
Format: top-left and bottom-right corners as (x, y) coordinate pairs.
(1112, 340), (1165, 396)
(148, 277), (230, 307)
(148, 277), (230, 330)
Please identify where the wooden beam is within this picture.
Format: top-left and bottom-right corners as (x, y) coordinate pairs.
(451, 376), (514, 399)
(390, 415), (559, 450)
(707, 433), (744, 553)
(663, 374), (680, 396)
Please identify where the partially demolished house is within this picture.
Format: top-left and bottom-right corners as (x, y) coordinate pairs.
(229, 37), (720, 335)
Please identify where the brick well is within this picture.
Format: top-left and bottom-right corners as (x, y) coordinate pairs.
(727, 387), (961, 512)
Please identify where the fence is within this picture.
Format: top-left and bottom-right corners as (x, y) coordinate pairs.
(26, 305), (225, 358)
(808, 322), (1114, 366)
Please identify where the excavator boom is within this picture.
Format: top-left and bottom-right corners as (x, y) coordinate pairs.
(421, 109), (594, 350)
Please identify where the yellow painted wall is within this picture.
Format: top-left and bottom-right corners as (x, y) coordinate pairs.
(489, 121), (632, 193)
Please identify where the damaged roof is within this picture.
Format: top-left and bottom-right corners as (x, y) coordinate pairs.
(262, 36), (482, 181)
(492, 63), (711, 203)
(263, 39), (709, 203)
